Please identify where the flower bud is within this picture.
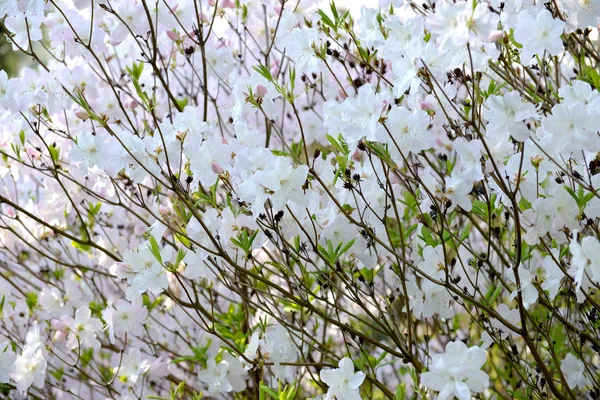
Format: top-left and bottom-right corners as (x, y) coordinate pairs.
(211, 162), (224, 174)
(54, 330), (67, 342)
(255, 84), (267, 98)
(488, 30), (503, 42)
(420, 99), (435, 111)
(26, 147), (41, 159)
(74, 108), (89, 120)
(126, 99), (140, 110)
(166, 30), (179, 41)
(52, 318), (68, 332)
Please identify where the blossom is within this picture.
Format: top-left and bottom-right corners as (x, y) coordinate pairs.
(261, 324), (300, 382)
(421, 341), (489, 400)
(509, 265), (538, 308)
(444, 174), (473, 212)
(490, 304), (520, 339)
(324, 84), (389, 150)
(453, 138), (483, 183)
(259, 158), (309, 211)
(114, 243), (170, 300)
(282, 27), (321, 74)
(377, 106), (432, 154)
(569, 233), (600, 292)
(102, 299), (148, 344)
(320, 357), (366, 400)
(542, 102), (600, 157)
(117, 348), (151, 387)
(425, 0), (469, 50)
(4, 11), (43, 51)
(417, 245), (445, 279)
(240, 331), (261, 369)
(61, 305), (103, 350)
(0, 341), (15, 383)
(483, 91), (537, 141)
(561, 353), (587, 389)
(12, 347), (46, 393)
(413, 280), (455, 319)
(198, 358), (233, 395)
(38, 287), (65, 319)
(541, 249), (565, 301)
(71, 131), (106, 168)
(0, 0), (16, 19)
(558, 0), (600, 29)
(514, 9), (566, 65)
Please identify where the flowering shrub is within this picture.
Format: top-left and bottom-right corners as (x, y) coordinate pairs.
(0, 0), (599, 398)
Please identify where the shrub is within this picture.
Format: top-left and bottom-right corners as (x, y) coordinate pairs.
(0, 0), (597, 399)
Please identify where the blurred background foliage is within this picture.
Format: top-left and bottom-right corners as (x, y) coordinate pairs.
(0, 32), (23, 77)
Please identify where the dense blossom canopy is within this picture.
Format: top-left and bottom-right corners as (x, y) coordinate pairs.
(0, 0), (598, 399)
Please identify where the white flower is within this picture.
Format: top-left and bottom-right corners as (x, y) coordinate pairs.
(483, 91), (537, 142)
(324, 84), (389, 150)
(417, 245), (445, 279)
(490, 304), (520, 339)
(71, 131), (105, 168)
(198, 358), (233, 395)
(453, 138), (483, 184)
(445, 174), (473, 212)
(115, 242), (170, 300)
(569, 233), (600, 293)
(425, 0), (469, 50)
(421, 341), (489, 400)
(12, 347), (46, 393)
(514, 9), (565, 65)
(282, 27), (321, 74)
(261, 324), (300, 382)
(61, 305), (103, 350)
(509, 265), (538, 308)
(558, 0), (600, 29)
(102, 299), (148, 344)
(542, 103), (600, 157)
(241, 331), (261, 369)
(320, 357), (366, 400)
(222, 352), (248, 392)
(38, 287), (65, 319)
(117, 348), (151, 387)
(413, 280), (455, 319)
(561, 353), (587, 389)
(541, 249), (564, 301)
(0, 341), (16, 383)
(377, 106), (432, 154)
(0, 0), (16, 19)
(4, 11), (43, 51)
(259, 158), (309, 211)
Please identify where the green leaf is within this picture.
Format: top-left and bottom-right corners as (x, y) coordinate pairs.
(25, 292), (37, 311)
(148, 236), (163, 265)
(259, 383), (279, 400)
(253, 64), (273, 82)
(338, 238), (356, 256)
(175, 249), (187, 267)
(395, 383), (407, 400)
(484, 284), (503, 306)
(317, 10), (336, 30)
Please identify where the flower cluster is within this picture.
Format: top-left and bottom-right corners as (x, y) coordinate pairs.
(0, 0), (597, 398)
